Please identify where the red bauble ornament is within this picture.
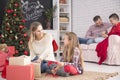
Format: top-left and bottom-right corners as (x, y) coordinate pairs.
(11, 10), (14, 12)
(6, 28), (10, 31)
(24, 51), (29, 55)
(0, 35), (2, 38)
(13, 14), (17, 16)
(7, 10), (11, 14)
(19, 25), (24, 29)
(6, 9), (13, 14)
(22, 19), (26, 23)
(14, 3), (19, 7)
(23, 33), (27, 37)
(7, 10), (11, 13)
(15, 50), (18, 54)
(20, 41), (23, 44)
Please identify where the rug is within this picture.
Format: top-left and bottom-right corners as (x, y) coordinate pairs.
(35, 71), (118, 80)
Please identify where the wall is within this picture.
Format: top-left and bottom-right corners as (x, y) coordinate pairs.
(21, 0), (53, 29)
(72, 0), (120, 37)
(0, 0), (7, 27)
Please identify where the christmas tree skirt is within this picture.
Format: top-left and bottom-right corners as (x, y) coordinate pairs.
(35, 71), (118, 80)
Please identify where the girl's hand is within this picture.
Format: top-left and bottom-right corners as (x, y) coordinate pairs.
(52, 66), (60, 74)
(51, 62), (64, 75)
(51, 69), (57, 75)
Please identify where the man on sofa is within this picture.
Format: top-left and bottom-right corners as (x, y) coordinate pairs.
(79, 15), (112, 44)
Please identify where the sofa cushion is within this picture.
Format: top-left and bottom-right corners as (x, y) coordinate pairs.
(88, 43), (98, 50)
(81, 43), (98, 50)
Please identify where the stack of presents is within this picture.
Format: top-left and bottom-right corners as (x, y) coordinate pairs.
(0, 46), (41, 80)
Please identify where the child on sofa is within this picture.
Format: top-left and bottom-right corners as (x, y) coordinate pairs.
(46, 32), (84, 76)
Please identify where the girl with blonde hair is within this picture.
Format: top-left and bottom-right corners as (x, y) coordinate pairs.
(47, 32), (84, 76)
(28, 22), (55, 73)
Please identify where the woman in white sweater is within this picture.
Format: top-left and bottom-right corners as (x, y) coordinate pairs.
(28, 22), (55, 73)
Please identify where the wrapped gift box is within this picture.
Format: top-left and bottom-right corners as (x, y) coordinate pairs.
(0, 46), (15, 71)
(9, 55), (31, 66)
(6, 64), (34, 80)
(32, 63), (41, 79)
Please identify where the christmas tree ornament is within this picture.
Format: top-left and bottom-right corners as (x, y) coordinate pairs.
(14, 9), (17, 12)
(10, 30), (13, 33)
(22, 19), (26, 22)
(24, 51), (28, 55)
(13, 13), (17, 16)
(20, 41), (23, 44)
(5, 34), (7, 37)
(19, 25), (24, 29)
(6, 9), (13, 14)
(15, 35), (18, 39)
(14, 3), (19, 7)
(23, 33), (27, 37)
(1, 34), (4, 38)
(6, 10), (11, 14)
(7, 23), (10, 26)
(5, 13), (8, 16)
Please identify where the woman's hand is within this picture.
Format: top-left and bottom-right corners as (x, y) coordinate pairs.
(34, 58), (41, 63)
(57, 62), (64, 67)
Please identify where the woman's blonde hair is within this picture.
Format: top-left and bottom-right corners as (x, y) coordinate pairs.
(28, 22), (43, 50)
(63, 32), (84, 69)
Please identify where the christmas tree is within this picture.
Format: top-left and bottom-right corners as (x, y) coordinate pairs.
(0, 0), (29, 56)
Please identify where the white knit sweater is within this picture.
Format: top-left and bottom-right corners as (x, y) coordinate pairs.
(30, 33), (55, 61)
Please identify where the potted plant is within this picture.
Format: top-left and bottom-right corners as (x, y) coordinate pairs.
(45, 4), (57, 29)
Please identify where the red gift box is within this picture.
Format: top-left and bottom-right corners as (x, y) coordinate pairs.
(7, 46), (15, 57)
(0, 46), (15, 71)
(6, 64), (34, 80)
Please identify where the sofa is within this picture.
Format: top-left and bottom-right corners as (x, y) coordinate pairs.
(81, 35), (120, 65)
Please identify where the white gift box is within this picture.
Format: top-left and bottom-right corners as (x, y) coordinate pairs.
(9, 55), (31, 66)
